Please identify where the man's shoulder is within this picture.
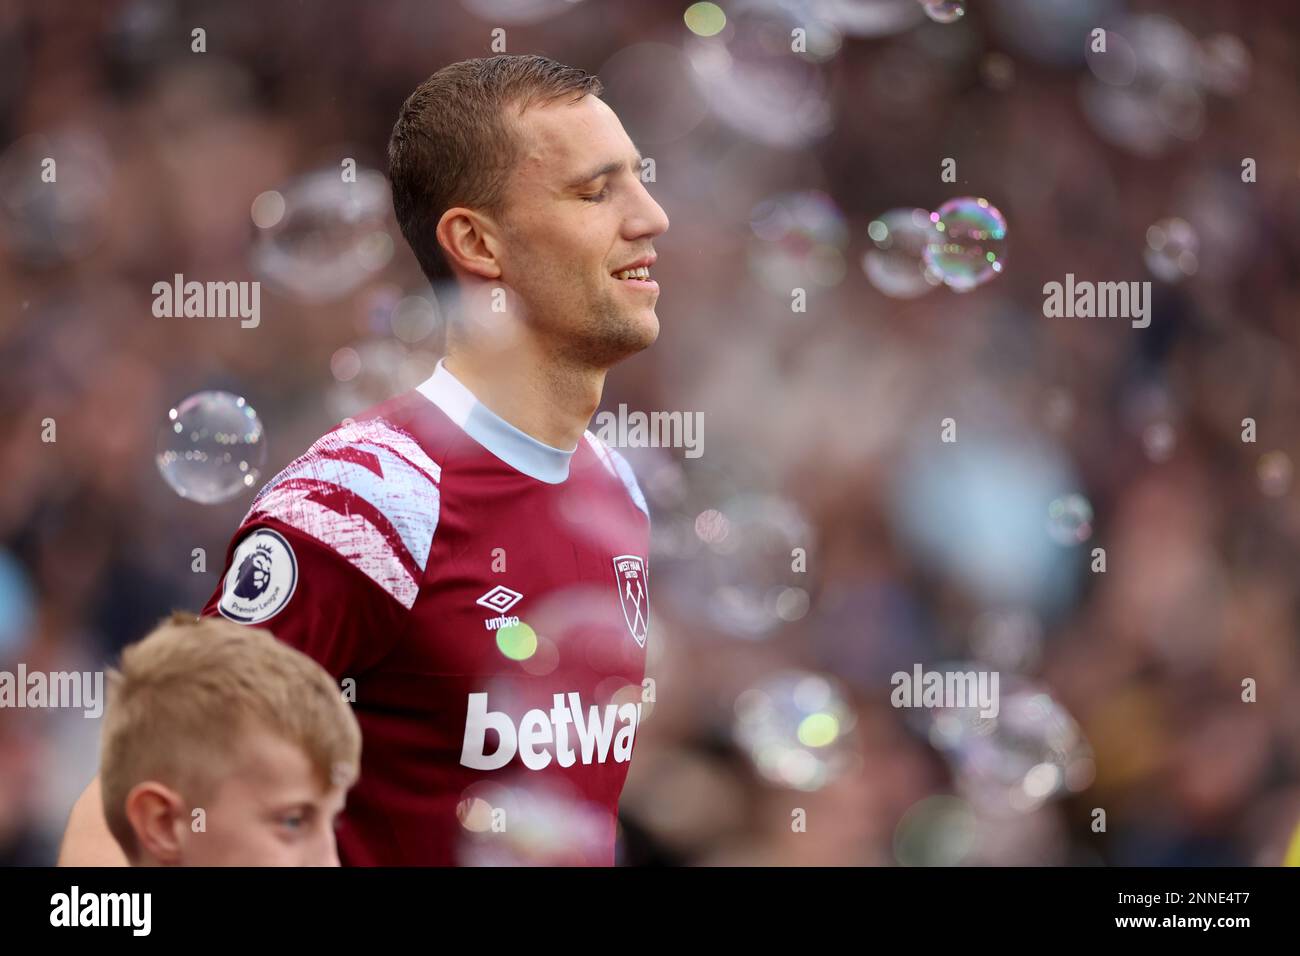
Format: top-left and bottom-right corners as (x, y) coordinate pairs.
(250, 404), (443, 511)
(233, 398), (447, 610)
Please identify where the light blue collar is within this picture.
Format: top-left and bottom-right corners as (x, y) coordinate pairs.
(416, 358), (577, 484)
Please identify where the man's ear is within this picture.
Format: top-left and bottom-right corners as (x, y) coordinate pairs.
(436, 207), (504, 281)
(123, 782), (187, 866)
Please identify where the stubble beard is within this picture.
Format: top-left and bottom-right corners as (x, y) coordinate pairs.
(563, 285), (658, 369)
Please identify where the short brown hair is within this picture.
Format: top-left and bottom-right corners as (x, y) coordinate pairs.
(388, 54), (603, 283)
(100, 611), (361, 859)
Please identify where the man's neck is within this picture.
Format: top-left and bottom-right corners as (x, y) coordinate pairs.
(442, 343), (606, 451)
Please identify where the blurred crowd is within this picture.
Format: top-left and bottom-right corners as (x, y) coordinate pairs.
(3, 0), (1300, 866)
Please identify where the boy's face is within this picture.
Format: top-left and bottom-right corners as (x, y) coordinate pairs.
(176, 731), (350, 866)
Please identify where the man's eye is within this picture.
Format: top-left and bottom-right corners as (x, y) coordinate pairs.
(280, 814), (305, 830)
(582, 187), (609, 203)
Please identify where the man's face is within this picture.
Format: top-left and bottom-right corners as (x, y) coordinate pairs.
(176, 731), (350, 866)
(494, 94), (670, 366)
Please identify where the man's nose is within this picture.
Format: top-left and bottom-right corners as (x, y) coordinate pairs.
(627, 179), (670, 239)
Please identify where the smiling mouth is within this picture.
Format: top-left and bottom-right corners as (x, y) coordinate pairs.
(612, 266), (652, 281)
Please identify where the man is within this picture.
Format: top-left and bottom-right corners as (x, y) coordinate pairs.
(99, 612), (361, 866)
(61, 54), (667, 865)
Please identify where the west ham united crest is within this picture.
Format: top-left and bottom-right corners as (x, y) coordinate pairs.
(612, 554), (649, 647)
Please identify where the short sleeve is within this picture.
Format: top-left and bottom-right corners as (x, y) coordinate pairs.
(199, 416), (441, 678)
(201, 519), (409, 678)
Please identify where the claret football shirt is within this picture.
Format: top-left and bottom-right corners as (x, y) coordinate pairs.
(201, 359), (651, 865)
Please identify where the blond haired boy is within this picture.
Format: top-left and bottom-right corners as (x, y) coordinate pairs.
(85, 612), (360, 866)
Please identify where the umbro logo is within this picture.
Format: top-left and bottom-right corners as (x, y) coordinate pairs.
(477, 585), (523, 631)
(476, 585), (523, 613)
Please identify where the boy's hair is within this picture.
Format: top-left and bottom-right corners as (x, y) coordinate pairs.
(100, 611), (361, 859)
(388, 54), (603, 283)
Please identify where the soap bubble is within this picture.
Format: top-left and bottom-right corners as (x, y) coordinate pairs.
(330, 346), (361, 383)
(495, 622), (538, 662)
(684, 2), (726, 37)
(688, 494), (813, 638)
(986, 0), (1112, 68)
(1258, 452), (1292, 498)
(1083, 28), (1137, 86)
(1043, 389), (1076, 434)
(1144, 217), (1198, 282)
(0, 130), (112, 266)
(250, 190), (286, 229)
(773, 586), (811, 622)
(748, 191), (849, 295)
(894, 795), (977, 866)
(923, 673), (1095, 813)
(809, 0), (924, 38)
(971, 609), (1043, 673)
(1046, 494), (1093, 546)
(599, 43), (709, 145)
(863, 208), (943, 299)
(733, 671), (857, 790)
(156, 391), (266, 505)
(390, 294), (442, 345)
(1142, 422), (1177, 463)
(924, 197), (1008, 292)
(1079, 15), (1205, 157)
(1197, 33), (1251, 96)
(919, 0), (964, 24)
(458, 0), (586, 25)
(980, 52), (1016, 90)
(250, 167), (392, 303)
(456, 779), (612, 866)
(686, 0), (835, 147)
(1170, 172), (1256, 283)
(326, 339), (437, 422)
